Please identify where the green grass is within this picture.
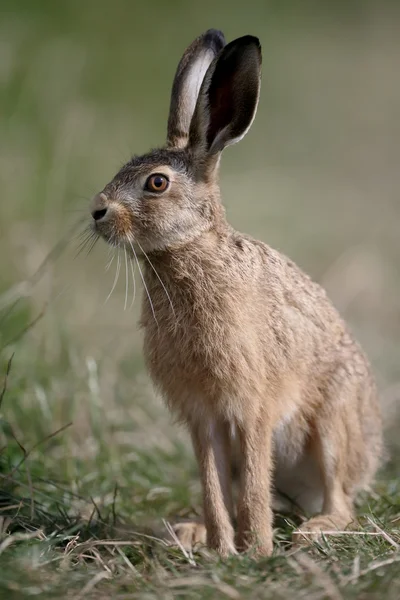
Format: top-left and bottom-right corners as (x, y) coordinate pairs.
(1, 367), (400, 600)
(0, 375), (399, 600)
(1, 1), (400, 598)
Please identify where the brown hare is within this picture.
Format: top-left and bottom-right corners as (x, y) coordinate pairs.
(90, 29), (383, 556)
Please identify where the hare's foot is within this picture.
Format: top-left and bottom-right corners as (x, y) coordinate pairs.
(168, 520), (238, 556)
(167, 521), (207, 552)
(292, 513), (355, 546)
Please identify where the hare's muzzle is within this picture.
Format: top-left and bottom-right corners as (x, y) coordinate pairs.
(90, 191), (135, 248)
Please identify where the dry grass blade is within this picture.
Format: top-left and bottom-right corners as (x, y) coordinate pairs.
(366, 516), (399, 549)
(0, 529), (43, 555)
(292, 552), (343, 600)
(76, 571), (112, 599)
(292, 530), (399, 539)
(345, 555), (400, 584)
(351, 555), (360, 581)
(71, 537), (167, 551)
(162, 519), (196, 566)
(167, 575), (213, 588)
(115, 546), (139, 575)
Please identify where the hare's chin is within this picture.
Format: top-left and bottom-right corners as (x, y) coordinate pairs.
(91, 221), (119, 247)
(98, 231), (145, 258)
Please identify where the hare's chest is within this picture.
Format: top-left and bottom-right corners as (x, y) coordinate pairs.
(143, 314), (231, 385)
(142, 304), (261, 419)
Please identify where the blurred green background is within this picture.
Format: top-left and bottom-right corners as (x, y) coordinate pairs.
(1, 0), (400, 470)
(0, 1), (400, 595)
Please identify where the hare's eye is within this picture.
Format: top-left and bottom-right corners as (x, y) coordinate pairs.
(145, 174), (169, 193)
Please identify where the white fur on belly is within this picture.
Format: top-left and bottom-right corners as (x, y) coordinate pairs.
(273, 413), (324, 516)
(273, 451), (324, 515)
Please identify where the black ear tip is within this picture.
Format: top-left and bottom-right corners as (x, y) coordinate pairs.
(220, 34), (262, 64)
(203, 29), (226, 53)
(236, 35), (261, 52)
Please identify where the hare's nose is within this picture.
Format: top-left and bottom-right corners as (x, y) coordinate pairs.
(92, 208), (108, 221)
(91, 193), (109, 221)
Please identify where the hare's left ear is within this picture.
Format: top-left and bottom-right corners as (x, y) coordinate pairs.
(166, 29), (225, 149)
(188, 35), (261, 156)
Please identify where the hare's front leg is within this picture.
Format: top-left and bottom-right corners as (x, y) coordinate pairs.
(236, 416), (274, 555)
(190, 420), (236, 556)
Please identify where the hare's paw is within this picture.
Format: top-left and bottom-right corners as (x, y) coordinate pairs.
(167, 521), (238, 556)
(167, 521), (207, 552)
(292, 514), (354, 546)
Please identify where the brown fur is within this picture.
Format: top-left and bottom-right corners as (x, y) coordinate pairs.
(91, 31), (383, 556)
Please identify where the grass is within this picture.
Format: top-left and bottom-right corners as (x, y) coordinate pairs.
(1, 1), (400, 598)
(0, 395), (399, 600)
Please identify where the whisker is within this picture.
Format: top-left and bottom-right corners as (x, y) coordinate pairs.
(136, 239), (175, 319)
(75, 237), (89, 254)
(128, 239), (158, 329)
(75, 229), (97, 257)
(124, 247), (129, 311)
(76, 227), (91, 243)
(85, 234), (99, 256)
(105, 252), (121, 303)
(76, 223), (92, 240)
(81, 234), (98, 256)
(105, 251), (115, 272)
(129, 256), (136, 309)
(75, 220), (93, 241)
(76, 215), (92, 228)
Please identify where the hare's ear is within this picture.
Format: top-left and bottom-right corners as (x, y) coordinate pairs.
(188, 35), (261, 156)
(166, 29), (225, 149)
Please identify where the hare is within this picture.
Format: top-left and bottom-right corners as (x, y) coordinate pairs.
(90, 29), (383, 556)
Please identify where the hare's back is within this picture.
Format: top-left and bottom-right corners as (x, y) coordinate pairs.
(244, 237), (376, 391)
(243, 237), (346, 348)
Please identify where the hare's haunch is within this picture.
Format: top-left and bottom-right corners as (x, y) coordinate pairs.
(91, 30), (383, 556)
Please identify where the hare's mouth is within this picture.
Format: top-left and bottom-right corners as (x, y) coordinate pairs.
(91, 219), (146, 259)
(91, 218), (118, 247)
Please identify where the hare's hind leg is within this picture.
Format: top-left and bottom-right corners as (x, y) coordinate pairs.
(292, 397), (358, 544)
(292, 482), (354, 545)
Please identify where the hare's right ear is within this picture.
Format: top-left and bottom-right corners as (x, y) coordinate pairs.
(166, 29), (225, 149)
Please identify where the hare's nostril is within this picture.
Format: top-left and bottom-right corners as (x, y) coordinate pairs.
(92, 208), (108, 221)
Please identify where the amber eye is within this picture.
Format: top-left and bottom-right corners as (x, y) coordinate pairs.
(145, 173), (169, 193)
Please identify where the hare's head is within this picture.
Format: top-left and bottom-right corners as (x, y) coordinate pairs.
(91, 30), (262, 254)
